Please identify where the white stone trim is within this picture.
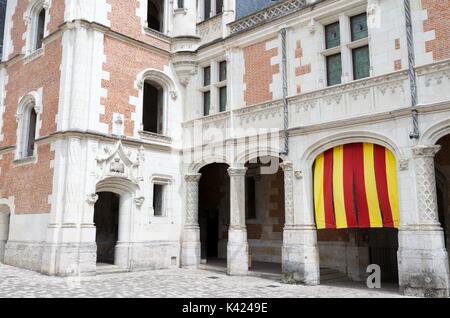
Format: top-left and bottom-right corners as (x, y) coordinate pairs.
(23, 0), (51, 56)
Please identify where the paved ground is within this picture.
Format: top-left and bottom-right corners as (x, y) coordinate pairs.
(0, 264), (408, 298)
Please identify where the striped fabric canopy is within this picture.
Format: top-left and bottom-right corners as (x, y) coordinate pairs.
(314, 143), (400, 229)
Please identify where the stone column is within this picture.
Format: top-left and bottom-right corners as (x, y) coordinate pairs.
(227, 167), (249, 276)
(398, 145), (450, 297)
(181, 173), (202, 268)
(281, 161), (320, 285)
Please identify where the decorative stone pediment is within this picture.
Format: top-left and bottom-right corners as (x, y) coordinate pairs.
(95, 141), (145, 184)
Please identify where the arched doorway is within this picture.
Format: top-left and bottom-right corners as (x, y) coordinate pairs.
(198, 163), (230, 268)
(435, 135), (450, 265)
(0, 205), (10, 263)
(94, 192), (120, 265)
(313, 143), (400, 285)
(245, 156), (285, 275)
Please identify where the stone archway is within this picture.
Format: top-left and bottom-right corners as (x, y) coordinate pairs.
(0, 204), (11, 263)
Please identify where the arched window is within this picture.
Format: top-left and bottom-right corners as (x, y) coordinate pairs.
(25, 1), (47, 54)
(35, 8), (46, 50)
(16, 93), (41, 160)
(143, 81), (164, 134)
(147, 0), (163, 32)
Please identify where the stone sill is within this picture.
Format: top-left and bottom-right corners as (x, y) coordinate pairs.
(23, 48), (44, 65)
(138, 131), (172, 144)
(13, 156), (37, 166)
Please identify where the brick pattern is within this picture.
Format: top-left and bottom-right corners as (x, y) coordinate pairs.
(394, 59), (402, 71)
(106, 0), (170, 51)
(422, 0), (450, 61)
(243, 39), (280, 106)
(295, 40), (311, 94)
(100, 36), (169, 135)
(7, 0), (65, 60)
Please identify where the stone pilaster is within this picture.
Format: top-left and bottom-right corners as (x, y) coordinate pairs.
(181, 173), (202, 268)
(227, 167), (249, 276)
(398, 145), (450, 298)
(281, 161), (320, 285)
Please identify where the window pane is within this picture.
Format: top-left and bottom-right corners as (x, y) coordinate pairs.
(143, 82), (160, 133)
(351, 13), (368, 41)
(36, 9), (45, 50)
(203, 66), (211, 86)
(203, 91), (211, 116)
(147, 0), (161, 32)
(27, 108), (37, 157)
(219, 86), (227, 112)
(216, 0), (223, 14)
(177, 0), (184, 9)
(325, 22), (340, 49)
(204, 0), (211, 19)
(153, 184), (164, 216)
(219, 61), (227, 81)
(326, 53), (342, 86)
(353, 45), (370, 80)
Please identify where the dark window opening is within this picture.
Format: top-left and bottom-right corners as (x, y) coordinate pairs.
(143, 81), (163, 134)
(36, 9), (45, 50)
(177, 0), (184, 9)
(246, 176), (256, 220)
(203, 91), (211, 116)
(26, 108), (37, 157)
(147, 0), (162, 32)
(204, 66), (211, 86)
(204, 0), (211, 19)
(219, 86), (227, 112)
(153, 184), (164, 216)
(219, 61), (227, 82)
(216, 0), (223, 15)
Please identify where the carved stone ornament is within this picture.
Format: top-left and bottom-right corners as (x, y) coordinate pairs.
(86, 193), (99, 205)
(134, 197), (145, 208)
(110, 157), (125, 174)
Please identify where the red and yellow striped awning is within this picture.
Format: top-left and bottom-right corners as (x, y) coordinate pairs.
(314, 143), (400, 229)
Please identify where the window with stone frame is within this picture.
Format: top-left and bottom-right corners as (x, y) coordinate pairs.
(147, 0), (164, 32)
(218, 60), (227, 112)
(203, 66), (211, 116)
(177, 0), (184, 9)
(25, 1), (47, 55)
(143, 81), (164, 134)
(322, 12), (371, 86)
(201, 0), (224, 21)
(16, 94), (40, 160)
(153, 184), (165, 217)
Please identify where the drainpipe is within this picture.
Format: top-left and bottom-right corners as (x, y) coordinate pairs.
(280, 28), (289, 155)
(404, 0), (420, 139)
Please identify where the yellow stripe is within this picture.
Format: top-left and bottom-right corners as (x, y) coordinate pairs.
(333, 146), (347, 229)
(363, 143), (383, 228)
(385, 149), (400, 228)
(314, 154), (326, 229)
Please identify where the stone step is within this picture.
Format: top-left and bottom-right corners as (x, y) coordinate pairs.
(320, 268), (351, 283)
(94, 264), (130, 276)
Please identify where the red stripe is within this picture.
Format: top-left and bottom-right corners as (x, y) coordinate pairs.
(323, 149), (336, 229)
(352, 143), (371, 228)
(374, 145), (394, 227)
(343, 144), (358, 228)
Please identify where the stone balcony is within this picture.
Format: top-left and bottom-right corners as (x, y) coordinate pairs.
(182, 59), (450, 147)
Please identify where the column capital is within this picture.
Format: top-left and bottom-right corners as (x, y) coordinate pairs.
(228, 167), (247, 177)
(185, 173), (202, 183)
(412, 145), (441, 158)
(280, 161), (293, 172)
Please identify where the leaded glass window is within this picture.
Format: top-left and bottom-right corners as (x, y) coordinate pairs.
(325, 22), (340, 49)
(351, 13), (368, 42)
(352, 46), (370, 80)
(327, 53), (342, 86)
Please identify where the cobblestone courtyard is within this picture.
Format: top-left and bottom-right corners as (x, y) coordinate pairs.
(0, 264), (409, 298)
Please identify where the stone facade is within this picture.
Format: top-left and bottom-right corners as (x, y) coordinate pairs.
(0, 0), (449, 298)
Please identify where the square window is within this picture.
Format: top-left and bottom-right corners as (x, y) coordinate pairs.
(203, 66), (211, 86)
(325, 22), (340, 49)
(203, 91), (211, 116)
(351, 13), (368, 41)
(219, 61), (227, 82)
(326, 53), (342, 86)
(219, 86), (227, 112)
(352, 45), (370, 80)
(153, 184), (164, 216)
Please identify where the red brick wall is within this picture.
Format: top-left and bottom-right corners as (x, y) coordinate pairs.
(106, 0), (171, 51)
(100, 36), (169, 136)
(423, 0), (450, 61)
(243, 39), (279, 106)
(295, 40), (311, 94)
(7, 0), (65, 60)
